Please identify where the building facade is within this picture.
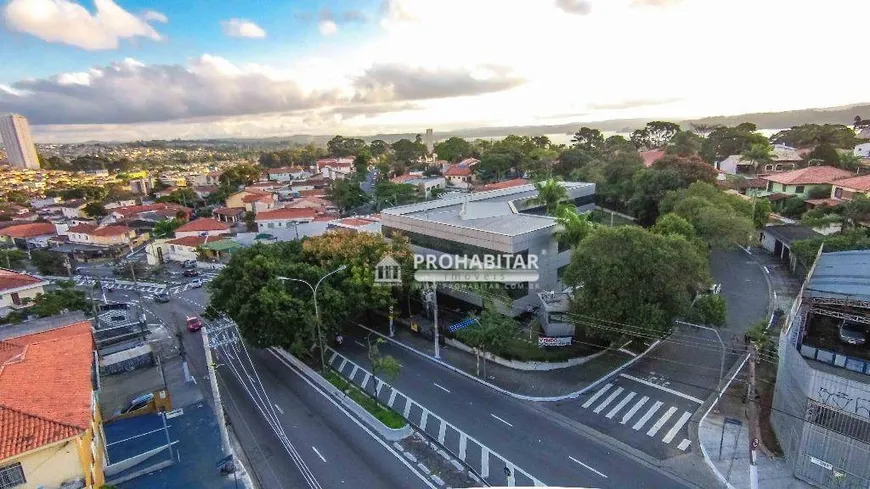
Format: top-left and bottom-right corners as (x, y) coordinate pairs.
(0, 269), (47, 318)
(772, 250), (870, 489)
(0, 114), (40, 169)
(381, 182), (596, 316)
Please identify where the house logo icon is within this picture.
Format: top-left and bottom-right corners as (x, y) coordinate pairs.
(374, 255), (402, 285)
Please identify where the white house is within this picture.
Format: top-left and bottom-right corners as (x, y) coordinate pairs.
(174, 218), (232, 238)
(0, 269), (47, 317)
(854, 142), (870, 159)
(255, 208), (317, 232)
(60, 200), (88, 219)
(267, 167), (310, 182)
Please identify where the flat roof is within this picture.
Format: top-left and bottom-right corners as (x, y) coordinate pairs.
(383, 182), (594, 236)
(806, 250), (870, 303)
(762, 224), (821, 246)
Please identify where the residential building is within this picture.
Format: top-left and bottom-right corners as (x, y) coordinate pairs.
(854, 143), (870, 159)
(266, 166), (310, 182)
(241, 192), (275, 213)
(103, 203), (190, 225)
(212, 207), (245, 224)
(255, 208), (317, 233)
(772, 250), (870, 489)
(0, 321), (106, 489)
(831, 174), (870, 201)
(326, 215), (382, 234)
(61, 199), (88, 219)
(174, 218), (231, 238)
(718, 144), (803, 175)
(443, 158), (480, 189)
(29, 196), (59, 209)
(759, 224), (822, 272)
(316, 157), (354, 172)
(157, 235), (213, 263)
(321, 164), (353, 181)
(285, 196), (337, 215)
(396, 176), (446, 198)
(0, 269), (47, 317)
(0, 113), (40, 169)
(225, 189), (272, 209)
(761, 166), (853, 198)
(66, 224), (137, 248)
(127, 178), (153, 195)
(381, 182), (596, 315)
(0, 222), (57, 249)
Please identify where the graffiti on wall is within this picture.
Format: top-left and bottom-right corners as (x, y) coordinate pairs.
(817, 387), (870, 418)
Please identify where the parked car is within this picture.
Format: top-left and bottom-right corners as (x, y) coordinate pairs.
(838, 320), (866, 345)
(190, 278), (203, 288)
(186, 316), (203, 332)
(120, 392), (154, 415)
(183, 269), (199, 277)
(182, 260), (197, 269)
(154, 292), (171, 303)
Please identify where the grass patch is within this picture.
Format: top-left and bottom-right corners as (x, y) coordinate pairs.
(324, 370), (406, 429)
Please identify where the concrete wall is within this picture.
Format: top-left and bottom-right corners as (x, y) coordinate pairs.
(6, 437), (85, 489)
(0, 284), (45, 308)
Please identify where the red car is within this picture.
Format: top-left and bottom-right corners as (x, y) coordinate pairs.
(186, 316), (203, 332)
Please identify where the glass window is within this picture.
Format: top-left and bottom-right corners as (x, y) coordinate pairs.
(0, 462), (25, 488)
(795, 185), (805, 194)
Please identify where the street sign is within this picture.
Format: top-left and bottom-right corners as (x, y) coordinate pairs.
(538, 336), (572, 347)
(724, 417), (742, 426)
(448, 318), (478, 333)
(809, 456), (833, 471)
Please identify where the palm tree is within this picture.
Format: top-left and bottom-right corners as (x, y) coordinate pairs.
(527, 178), (569, 215)
(740, 143), (774, 174)
(554, 205), (592, 247)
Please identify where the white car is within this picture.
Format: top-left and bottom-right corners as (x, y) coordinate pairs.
(190, 279), (203, 288)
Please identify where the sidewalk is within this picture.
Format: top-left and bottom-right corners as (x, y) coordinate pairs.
(698, 247), (805, 489)
(351, 315), (634, 399)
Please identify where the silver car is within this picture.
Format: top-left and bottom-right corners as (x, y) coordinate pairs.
(838, 320), (866, 346)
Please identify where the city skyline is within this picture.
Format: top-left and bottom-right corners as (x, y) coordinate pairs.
(1, 0), (870, 143)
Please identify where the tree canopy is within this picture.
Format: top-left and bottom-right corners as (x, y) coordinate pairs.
(328, 136), (367, 157)
(220, 164), (262, 188)
(434, 137), (473, 163)
(770, 124), (858, 149)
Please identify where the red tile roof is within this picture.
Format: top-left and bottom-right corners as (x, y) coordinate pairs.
(241, 194), (274, 203)
(805, 198), (845, 208)
(166, 236), (208, 247)
(762, 166), (853, 185)
(833, 174), (870, 192)
(391, 174), (418, 183)
(67, 224), (134, 237)
(0, 269), (43, 292)
(175, 218), (230, 233)
(0, 321), (94, 460)
(286, 197), (334, 208)
(335, 217), (379, 227)
(482, 179), (529, 191)
(111, 203), (166, 217)
(212, 207), (245, 216)
(0, 222), (56, 239)
(444, 165), (473, 177)
(255, 208), (317, 221)
(297, 189), (326, 198)
(640, 149), (666, 168)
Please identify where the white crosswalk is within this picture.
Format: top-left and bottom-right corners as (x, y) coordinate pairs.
(582, 383), (693, 451)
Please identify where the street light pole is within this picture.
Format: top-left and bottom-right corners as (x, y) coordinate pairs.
(675, 320), (725, 391)
(278, 264), (347, 372)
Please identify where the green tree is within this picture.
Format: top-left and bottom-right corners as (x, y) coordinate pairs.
(29, 281), (90, 317)
(687, 294), (727, 327)
(3, 190), (29, 205)
(0, 248), (26, 270)
(391, 139), (426, 164)
(770, 124), (858, 149)
(571, 127), (605, 152)
(31, 250), (68, 276)
(328, 179), (370, 214)
(554, 206), (593, 248)
(780, 196), (807, 218)
(700, 125), (768, 163)
(328, 136), (367, 157)
(526, 178), (569, 215)
(659, 182), (758, 247)
(157, 188), (199, 207)
(354, 149), (372, 175)
(475, 152), (513, 182)
(843, 195), (870, 230)
(370, 140), (389, 157)
(564, 226), (710, 342)
(83, 202), (107, 218)
(739, 142), (774, 174)
(366, 335), (402, 395)
(836, 151), (863, 171)
(631, 121), (681, 149)
(374, 181), (421, 208)
(219, 164), (262, 188)
(791, 229), (870, 267)
(456, 302), (515, 376)
(433, 137), (473, 162)
(666, 131), (704, 157)
(153, 218), (183, 238)
(244, 211), (257, 232)
(651, 213), (696, 241)
(806, 143), (840, 165)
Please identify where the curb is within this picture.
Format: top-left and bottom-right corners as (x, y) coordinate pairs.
(443, 336), (609, 371)
(354, 321), (662, 402)
(271, 348), (413, 441)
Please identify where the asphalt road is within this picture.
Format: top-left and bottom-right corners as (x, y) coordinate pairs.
(334, 334), (694, 489)
(107, 286), (432, 489)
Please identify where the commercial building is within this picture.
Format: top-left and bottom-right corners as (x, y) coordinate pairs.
(0, 320), (106, 488)
(772, 250), (870, 489)
(0, 114), (40, 169)
(381, 182), (596, 315)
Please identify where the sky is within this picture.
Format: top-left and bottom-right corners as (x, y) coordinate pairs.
(1, 0), (869, 143)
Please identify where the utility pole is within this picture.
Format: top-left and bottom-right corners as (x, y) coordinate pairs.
(747, 342), (760, 489)
(203, 326), (231, 455)
(388, 303), (395, 337)
(130, 261), (146, 341)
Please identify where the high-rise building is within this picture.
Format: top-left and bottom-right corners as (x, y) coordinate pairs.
(0, 114), (40, 169)
(424, 128), (434, 154)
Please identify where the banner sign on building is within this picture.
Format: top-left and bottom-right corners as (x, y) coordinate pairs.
(538, 336), (572, 347)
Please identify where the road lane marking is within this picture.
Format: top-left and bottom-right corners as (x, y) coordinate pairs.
(420, 410), (429, 431)
(678, 439), (692, 451)
(354, 340), (366, 348)
(621, 396), (648, 425)
(329, 352), (337, 363)
(274, 404), (284, 415)
(311, 446), (327, 463)
(339, 358), (348, 372)
(388, 390), (398, 407)
(606, 391), (636, 419)
(646, 406), (677, 437)
(568, 456), (608, 478)
(350, 365), (358, 380)
(361, 372), (371, 390)
(459, 433), (467, 460)
(633, 401), (663, 431)
(593, 387), (624, 414)
(438, 420), (447, 444)
(404, 398), (413, 418)
(662, 411), (692, 444)
(433, 383), (451, 394)
(619, 373), (704, 404)
(490, 414), (513, 427)
(582, 383), (613, 408)
(481, 447), (490, 478)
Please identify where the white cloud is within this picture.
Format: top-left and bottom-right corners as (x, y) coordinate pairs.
(220, 18), (266, 38)
(318, 20), (338, 36)
(141, 10), (168, 23)
(3, 0), (165, 50)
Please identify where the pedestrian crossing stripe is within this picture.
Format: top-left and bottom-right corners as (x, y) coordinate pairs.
(582, 383), (694, 450)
